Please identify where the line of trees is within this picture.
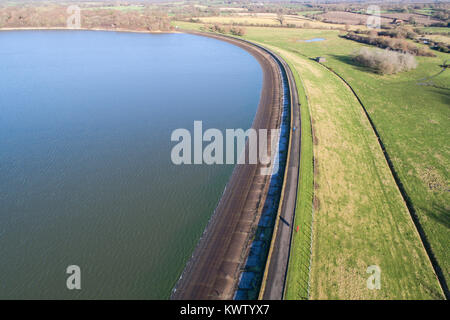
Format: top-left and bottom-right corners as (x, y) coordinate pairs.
(344, 32), (435, 57)
(0, 6), (173, 32)
(377, 27), (418, 40)
(204, 23), (246, 36)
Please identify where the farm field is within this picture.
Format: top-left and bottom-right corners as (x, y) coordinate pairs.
(84, 5), (145, 11)
(298, 10), (323, 17)
(175, 20), (449, 299)
(419, 26), (450, 34)
(414, 8), (437, 16)
(381, 13), (442, 26)
(427, 34), (450, 45)
(317, 11), (394, 25)
(195, 14), (368, 31)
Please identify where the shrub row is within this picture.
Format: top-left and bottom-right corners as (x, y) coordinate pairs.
(353, 47), (418, 74)
(204, 23), (247, 36)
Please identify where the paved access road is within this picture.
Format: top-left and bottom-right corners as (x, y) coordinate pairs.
(260, 53), (301, 300)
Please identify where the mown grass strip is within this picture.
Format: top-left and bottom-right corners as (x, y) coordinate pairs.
(315, 61), (448, 299)
(283, 58), (314, 300)
(275, 48), (443, 299)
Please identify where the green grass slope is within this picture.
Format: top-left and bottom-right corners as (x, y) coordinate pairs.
(175, 22), (447, 299)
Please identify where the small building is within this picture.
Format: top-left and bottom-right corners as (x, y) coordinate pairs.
(316, 57), (326, 63)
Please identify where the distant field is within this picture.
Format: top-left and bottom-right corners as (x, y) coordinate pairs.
(176, 21), (448, 299)
(318, 11), (393, 25)
(298, 11), (323, 16)
(381, 13), (442, 26)
(194, 14), (368, 31)
(414, 8), (438, 16)
(219, 7), (248, 12)
(428, 34), (450, 45)
(84, 5), (145, 11)
(418, 27), (450, 35)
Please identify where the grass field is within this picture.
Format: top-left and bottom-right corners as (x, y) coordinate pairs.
(298, 11), (324, 16)
(314, 37), (450, 298)
(418, 27), (450, 35)
(267, 44), (443, 299)
(195, 14), (368, 31)
(317, 11), (394, 26)
(258, 29), (449, 299)
(427, 34), (450, 45)
(175, 21), (448, 299)
(414, 8), (437, 16)
(269, 27), (449, 294)
(84, 5), (145, 11)
(381, 13), (441, 26)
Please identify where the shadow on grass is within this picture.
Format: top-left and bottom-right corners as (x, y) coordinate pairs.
(423, 203), (450, 230)
(327, 54), (373, 73)
(427, 87), (450, 105)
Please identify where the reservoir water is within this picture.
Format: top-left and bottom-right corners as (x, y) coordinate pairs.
(0, 31), (262, 299)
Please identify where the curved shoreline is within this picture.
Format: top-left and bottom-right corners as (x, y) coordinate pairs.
(171, 31), (286, 300)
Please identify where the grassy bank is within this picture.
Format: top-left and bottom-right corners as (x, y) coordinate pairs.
(254, 28), (448, 299)
(275, 45), (442, 299)
(283, 59), (314, 300)
(272, 28), (449, 294)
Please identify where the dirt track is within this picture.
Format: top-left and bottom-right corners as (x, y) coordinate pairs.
(171, 31), (285, 300)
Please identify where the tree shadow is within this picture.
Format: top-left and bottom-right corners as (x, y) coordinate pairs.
(328, 54), (373, 73)
(279, 215), (290, 226)
(422, 203), (450, 230)
(417, 87), (450, 107)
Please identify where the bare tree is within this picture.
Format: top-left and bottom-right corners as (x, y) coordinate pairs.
(276, 13), (285, 26)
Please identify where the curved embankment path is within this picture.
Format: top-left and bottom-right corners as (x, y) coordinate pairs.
(259, 52), (301, 300)
(171, 31), (300, 300)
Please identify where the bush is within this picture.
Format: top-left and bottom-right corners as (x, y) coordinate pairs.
(230, 26), (246, 36)
(208, 23), (226, 34)
(353, 48), (418, 75)
(432, 42), (450, 53)
(378, 27), (418, 40)
(206, 24), (246, 37)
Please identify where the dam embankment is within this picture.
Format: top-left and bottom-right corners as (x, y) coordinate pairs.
(171, 31), (299, 300)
